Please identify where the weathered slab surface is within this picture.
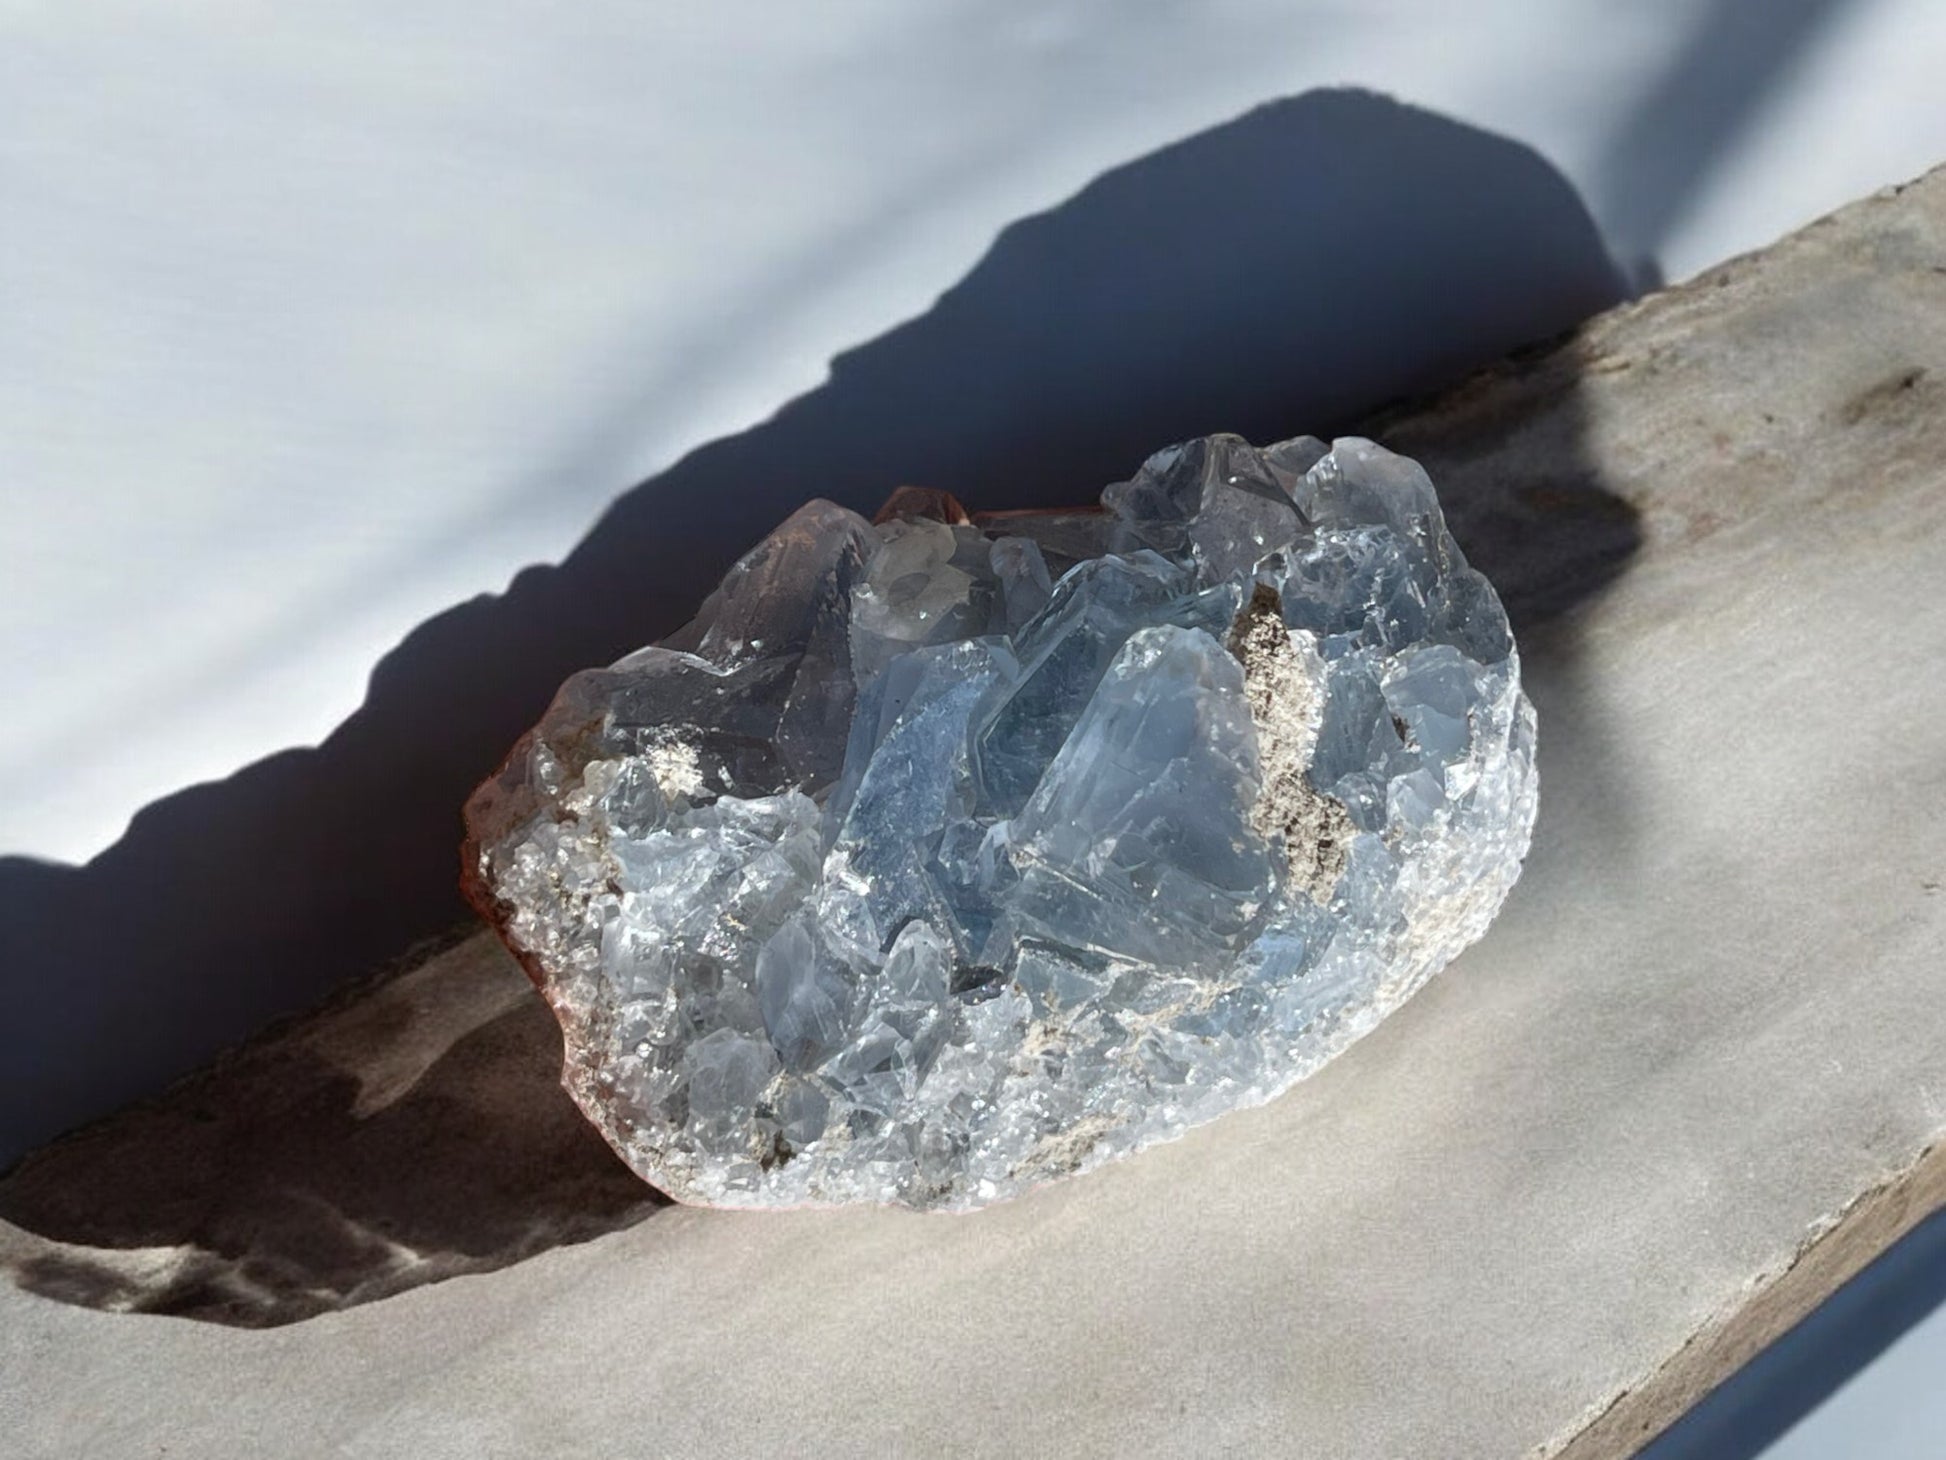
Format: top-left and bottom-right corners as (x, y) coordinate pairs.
(5, 170), (1945, 1458)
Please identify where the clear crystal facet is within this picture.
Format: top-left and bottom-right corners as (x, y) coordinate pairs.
(464, 434), (1537, 1210)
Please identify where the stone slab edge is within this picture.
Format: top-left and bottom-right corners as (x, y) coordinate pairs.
(1554, 1136), (1944, 1457)
(1457, 165), (1946, 1457)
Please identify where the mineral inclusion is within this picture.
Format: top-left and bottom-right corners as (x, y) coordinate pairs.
(464, 435), (1536, 1211)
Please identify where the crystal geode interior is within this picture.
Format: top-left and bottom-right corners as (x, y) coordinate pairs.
(464, 434), (1536, 1211)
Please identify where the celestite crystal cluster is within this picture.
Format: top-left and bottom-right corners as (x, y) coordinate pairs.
(463, 434), (1536, 1211)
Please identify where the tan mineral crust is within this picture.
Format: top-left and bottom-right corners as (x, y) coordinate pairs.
(5, 167), (1946, 1457)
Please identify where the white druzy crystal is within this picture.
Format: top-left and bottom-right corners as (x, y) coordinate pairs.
(464, 435), (1536, 1210)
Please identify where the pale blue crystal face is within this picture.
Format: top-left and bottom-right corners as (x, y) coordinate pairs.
(467, 434), (1537, 1210)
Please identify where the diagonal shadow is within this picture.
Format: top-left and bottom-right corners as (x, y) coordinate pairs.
(0, 88), (1642, 1325)
(1590, 0), (1856, 282)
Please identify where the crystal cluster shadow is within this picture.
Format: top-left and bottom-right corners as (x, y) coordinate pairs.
(0, 88), (1639, 1325)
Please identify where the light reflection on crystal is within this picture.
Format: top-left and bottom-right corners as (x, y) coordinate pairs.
(465, 434), (1536, 1210)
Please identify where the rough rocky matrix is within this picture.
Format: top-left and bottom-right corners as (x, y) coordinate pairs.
(464, 434), (1536, 1210)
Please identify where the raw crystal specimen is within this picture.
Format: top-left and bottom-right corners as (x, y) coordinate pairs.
(463, 434), (1536, 1211)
